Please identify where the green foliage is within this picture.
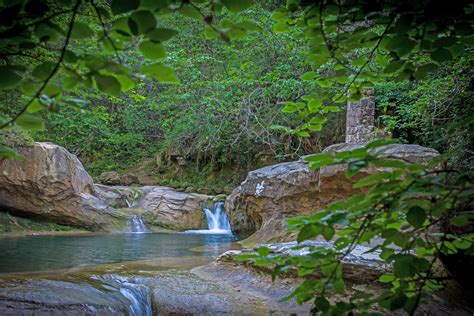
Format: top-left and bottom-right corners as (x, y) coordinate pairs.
(270, 0), (473, 135)
(1, 1), (473, 314)
(375, 57), (474, 171)
(0, 0), (266, 158)
(25, 3), (343, 176)
(239, 139), (474, 314)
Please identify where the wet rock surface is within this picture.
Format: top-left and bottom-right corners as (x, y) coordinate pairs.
(149, 267), (311, 315)
(226, 143), (439, 243)
(135, 186), (213, 230)
(0, 279), (131, 315)
(0, 142), (116, 230)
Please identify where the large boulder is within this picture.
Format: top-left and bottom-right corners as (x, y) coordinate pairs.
(225, 143), (439, 243)
(0, 142), (115, 230)
(135, 186), (213, 230)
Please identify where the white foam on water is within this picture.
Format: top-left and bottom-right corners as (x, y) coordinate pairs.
(183, 202), (233, 235)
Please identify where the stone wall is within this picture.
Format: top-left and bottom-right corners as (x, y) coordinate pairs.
(345, 89), (375, 143)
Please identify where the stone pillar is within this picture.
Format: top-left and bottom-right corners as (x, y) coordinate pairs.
(345, 88), (375, 143)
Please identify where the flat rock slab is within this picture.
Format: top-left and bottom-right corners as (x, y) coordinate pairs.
(147, 267), (311, 315)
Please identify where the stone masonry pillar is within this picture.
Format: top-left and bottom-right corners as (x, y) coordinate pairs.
(345, 88), (375, 143)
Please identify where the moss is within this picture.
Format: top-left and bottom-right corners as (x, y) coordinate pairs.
(0, 212), (77, 234)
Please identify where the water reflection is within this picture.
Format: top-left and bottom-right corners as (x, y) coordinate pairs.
(0, 233), (238, 274)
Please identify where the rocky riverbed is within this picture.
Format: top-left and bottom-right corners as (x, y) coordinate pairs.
(2, 141), (472, 315)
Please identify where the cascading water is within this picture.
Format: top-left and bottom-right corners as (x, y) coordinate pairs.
(94, 275), (152, 316)
(127, 215), (149, 233)
(184, 202), (232, 235)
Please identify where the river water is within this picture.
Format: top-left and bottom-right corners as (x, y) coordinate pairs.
(0, 232), (238, 274)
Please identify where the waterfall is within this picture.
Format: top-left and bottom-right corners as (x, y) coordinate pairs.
(183, 202), (232, 235)
(204, 202), (231, 231)
(127, 215), (149, 233)
(94, 275), (152, 316)
(119, 282), (152, 316)
(125, 198), (132, 208)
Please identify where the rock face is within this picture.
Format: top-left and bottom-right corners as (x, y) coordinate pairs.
(135, 186), (213, 230)
(98, 171), (139, 186)
(0, 279), (132, 315)
(225, 143), (439, 243)
(346, 90), (375, 143)
(0, 142), (220, 232)
(0, 142), (115, 230)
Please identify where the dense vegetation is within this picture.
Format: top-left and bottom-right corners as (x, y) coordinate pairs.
(0, 0), (473, 314)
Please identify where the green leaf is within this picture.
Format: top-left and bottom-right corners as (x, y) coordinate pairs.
(406, 206), (426, 228)
(314, 296), (330, 312)
(139, 41), (167, 60)
(257, 246), (270, 256)
(346, 160), (368, 177)
(71, 22), (94, 39)
(384, 60), (404, 74)
(43, 84), (62, 98)
(301, 71), (316, 81)
(282, 104), (297, 113)
(140, 63), (180, 84)
(321, 225), (335, 241)
(353, 172), (390, 188)
(414, 63), (439, 80)
(112, 17), (131, 35)
(146, 28), (178, 42)
(20, 80), (38, 95)
(431, 48), (453, 63)
(0, 66), (21, 89)
(379, 273), (395, 283)
(16, 114), (45, 131)
(111, 0), (140, 15)
(272, 21), (288, 33)
(433, 36), (458, 48)
(64, 50), (78, 63)
(129, 10), (156, 35)
(450, 214), (473, 227)
(32, 62), (55, 80)
(116, 75), (135, 91)
(34, 23), (60, 42)
(27, 100), (45, 113)
(94, 75), (122, 96)
(392, 255), (419, 278)
(453, 239), (472, 250)
(179, 4), (201, 19)
(297, 224), (320, 243)
(221, 0), (253, 12)
(297, 131), (310, 137)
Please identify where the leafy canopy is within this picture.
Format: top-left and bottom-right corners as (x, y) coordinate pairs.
(0, 0), (260, 157)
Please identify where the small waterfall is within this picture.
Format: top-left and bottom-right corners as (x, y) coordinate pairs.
(119, 282), (152, 316)
(127, 215), (149, 233)
(183, 202), (232, 235)
(125, 198), (133, 208)
(94, 275), (152, 316)
(204, 202), (231, 231)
